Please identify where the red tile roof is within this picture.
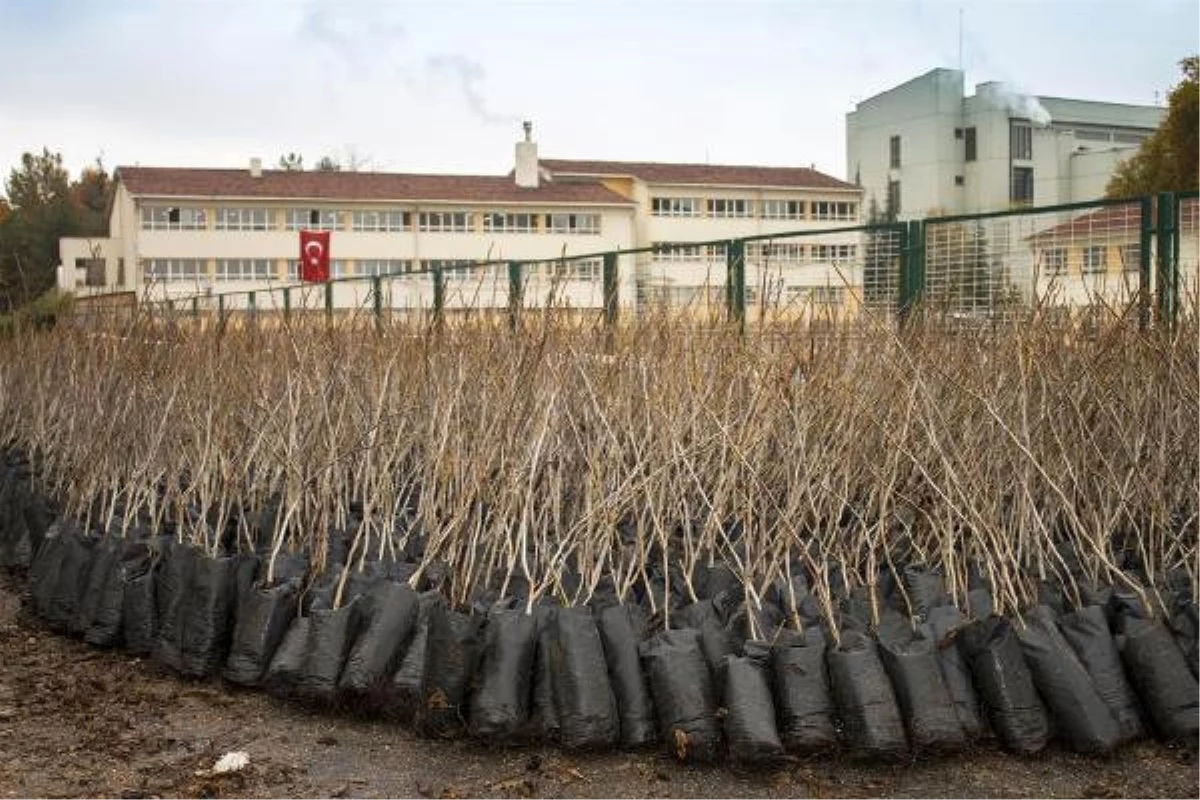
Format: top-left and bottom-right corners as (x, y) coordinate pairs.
(1028, 199), (1198, 244)
(540, 158), (858, 191)
(115, 166), (634, 205)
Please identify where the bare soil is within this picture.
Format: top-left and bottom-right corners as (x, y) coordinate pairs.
(0, 571), (1195, 799)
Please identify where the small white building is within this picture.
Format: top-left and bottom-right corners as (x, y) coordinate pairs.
(846, 68), (1164, 220)
(59, 130), (866, 320)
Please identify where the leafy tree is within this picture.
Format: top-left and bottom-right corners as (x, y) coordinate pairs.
(1107, 56), (1198, 197)
(278, 152), (304, 171)
(315, 155), (341, 172)
(0, 149), (113, 310)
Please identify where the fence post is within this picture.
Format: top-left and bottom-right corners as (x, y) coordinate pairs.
(507, 260), (523, 332)
(1139, 195), (1154, 332)
(726, 239), (746, 333)
(247, 291), (256, 330)
(1156, 192), (1178, 330)
(324, 280), (334, 328)
(603, 252), (619, 328)
(899, 219), (925, 327)
(190, 296), (199, 322)
(432, 265), (445, 329)
(217, 293), (226, 337)
(372, 275), (383, 334)
(283, 287), (291, 324)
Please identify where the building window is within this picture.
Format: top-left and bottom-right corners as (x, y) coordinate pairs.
(954, 175), (965, 187)
(652, 243), (704, 261)
(215, 207), (269, 231)
(1042, 248), (1067, 276)
(650, 197), (701, 217)
(76, 258), (106, 287)
(760, 200), (804, 220)
(810, 244), (856, 262)
(141, 206), (207, 231)
(545, 213), (600, 235)
(707, 198), (752, 218)
(421, 259), (476, 280)
(751, 243), (805, 261)
(1011, 166), (1034, 204)
(142, 258), (204, 282)
(886, 180), (901, 217)
(359, 259), (413, 276)
(1011, 124), (1033, 160)
(418, 211), (472, 233)
(482, 212), (536, 233)
(811, 201), (857, 221)
(889, 135), (901, 169)
(287, 259), (349, 280)
(965, 127), (977, 162)
(352, 210), (411, 232)
(215, 259), (273, 281)
(1119, 243), (1141, 273)
(548, 258), (602, 282)
(286, 208), (342, 231)
(1082, 246), (1107, 275)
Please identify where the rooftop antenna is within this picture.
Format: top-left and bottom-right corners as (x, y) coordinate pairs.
(523, 120), (533, 142)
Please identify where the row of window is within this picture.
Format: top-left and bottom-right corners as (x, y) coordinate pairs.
(1040, 244), (1139, 276)
(650, 242), (858, 262)
(650, 197), (858, 221)
(140, 257), (605, 282)
(141, 206), (602, 235)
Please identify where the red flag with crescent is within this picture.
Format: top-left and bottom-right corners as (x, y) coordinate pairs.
(299, 230), (330, 282)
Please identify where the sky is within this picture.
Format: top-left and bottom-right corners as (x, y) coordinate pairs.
(0, 0), (1196, 193)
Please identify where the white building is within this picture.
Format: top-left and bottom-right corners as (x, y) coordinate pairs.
(846, 68), (1164, 220)
(58, 130), (866, 320)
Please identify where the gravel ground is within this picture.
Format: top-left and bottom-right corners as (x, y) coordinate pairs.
(0, 571), (1195, 799)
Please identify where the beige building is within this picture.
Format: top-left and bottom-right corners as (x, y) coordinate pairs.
(59, 130), (866, 320)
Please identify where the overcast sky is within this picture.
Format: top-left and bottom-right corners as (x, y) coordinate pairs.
(1, 0), (1196, 192)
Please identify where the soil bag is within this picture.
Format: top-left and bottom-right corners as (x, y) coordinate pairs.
(960, 616), (1050, 754)
(1118, 617), (1199, 742)
(339, 581), (420, 698)
(525, 604), (561, 742)
(901, 565), (947, 622)
(597, 603), (657, 748)
(1015, 606), (1122, 754)
(468, 604), (538, 741)
(71, 536), (119, 637)
(416, 601), (484, 738)
(29, 521), (69, 623)
(152, 539), (198, 673)
(386, 590), (440, 723)
(722, 642), (784, 764)
(180, 554), (239, 677)
(1058, 604), (1146, 742)
(827, 631), (909, 759)
(770, 630), (839, 753)
(45, 526), (96, 633)
(673, 599), (739, 699)
(120, 551), (159, 656)
(878, 632), (966, 754)
(263, 614), (312, 697)
(84, 540), (147, 648)
(296, 597), (361, 704)
(639, 628), (722, 763)
(223, 579), (300, 686)
(923, 606), (986, 740)
(550, 606), (619, 749)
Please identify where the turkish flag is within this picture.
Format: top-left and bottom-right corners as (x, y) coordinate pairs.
(299, 230), (330, 282)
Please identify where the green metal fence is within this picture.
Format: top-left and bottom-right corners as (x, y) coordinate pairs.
(66, 192), (1196, 333)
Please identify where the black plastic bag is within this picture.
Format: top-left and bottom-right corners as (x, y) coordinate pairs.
(72, 536), (119, 637)
(723, 641), (784, 763)
(827, 631), (909, 759)
(120, 554), (159, 656)
(468, 604), (538, 741)
(673, 599), (738, 699)
(1118, 617), (1199, 742)
(1015, 606), (1122, 754)
(960, 616), (1050, 754)
(29, 521), (69, 623)
(878, 631), (966, 754)
(180, 554), (238, 677)
(263, 614), (311, 697)
(770, 630), (838, 753)
(525, 604), (561, 742)
(1058, 604), (1146, 742)
(45, 526), (96, 633)
(923, 606), (986, 740)
(550, 606), (618, 749)
(84, 540), (147, 648)
(224, 579), (299, 686)
(639, 628), (721, 763)
(152, 539), (198, 672)
(597, 603), (657, 748)
(386, 590), (440, 723)
(416, 600), (484, 738)
(902, 565), (946, 622)
(339, 581), (420, 698)
(296, 597), (361, 704)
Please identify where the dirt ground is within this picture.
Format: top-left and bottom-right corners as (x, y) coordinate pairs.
(0, 571), (1195, 800)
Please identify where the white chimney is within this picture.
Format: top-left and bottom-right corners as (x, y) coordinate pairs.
(249, 157), (263, 178)
(515, 121), (538, 189)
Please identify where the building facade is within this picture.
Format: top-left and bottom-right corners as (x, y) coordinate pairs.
(58, 133), (866, 320)
(846, 68), (1164, 220)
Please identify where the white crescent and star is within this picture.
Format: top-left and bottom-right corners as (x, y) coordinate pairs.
(304, 239), (324, 266)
